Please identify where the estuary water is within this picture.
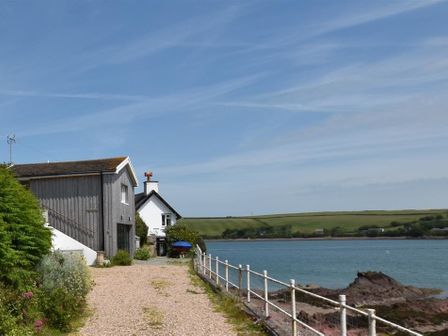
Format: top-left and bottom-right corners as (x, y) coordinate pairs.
(206, 239), (448, 295)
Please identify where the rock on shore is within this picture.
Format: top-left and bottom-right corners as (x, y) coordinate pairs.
(314, 271), (439, 306)
(269, 271), (448, 335)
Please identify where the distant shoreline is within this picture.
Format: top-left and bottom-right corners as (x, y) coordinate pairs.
(206, 236), (448, 242)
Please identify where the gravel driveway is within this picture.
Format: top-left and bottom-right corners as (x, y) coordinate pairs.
(77, 262), (237, 336)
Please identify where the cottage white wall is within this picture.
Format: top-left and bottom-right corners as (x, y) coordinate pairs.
(137, 196), (177, 237)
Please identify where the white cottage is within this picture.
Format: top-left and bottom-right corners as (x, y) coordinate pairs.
(135, 172), (181, 256)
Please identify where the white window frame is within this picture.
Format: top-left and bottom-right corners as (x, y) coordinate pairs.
(121, 184), (129, 205)
(161, 213), (172, 227)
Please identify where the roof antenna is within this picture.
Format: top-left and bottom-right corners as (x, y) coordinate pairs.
(6, 134), (16, 165)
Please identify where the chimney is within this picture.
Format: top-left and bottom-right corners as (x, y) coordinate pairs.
(144, 171), (159, 195)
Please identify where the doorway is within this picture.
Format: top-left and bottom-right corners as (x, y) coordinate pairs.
(156, 238), (167, 256)
(117, 224), (131, 252)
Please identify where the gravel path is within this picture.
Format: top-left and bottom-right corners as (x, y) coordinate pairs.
(77, 263), (237, 336)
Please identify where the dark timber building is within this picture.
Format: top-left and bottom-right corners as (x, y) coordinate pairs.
(12, 157), (138, 257)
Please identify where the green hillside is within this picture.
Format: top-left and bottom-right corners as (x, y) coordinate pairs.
(179, 209), (448, 238)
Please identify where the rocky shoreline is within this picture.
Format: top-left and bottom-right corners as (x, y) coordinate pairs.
(252, 272), (448, 335)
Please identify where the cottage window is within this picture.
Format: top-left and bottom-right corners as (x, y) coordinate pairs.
(161, 213), (171, 226)
(121, 184), (129, 204)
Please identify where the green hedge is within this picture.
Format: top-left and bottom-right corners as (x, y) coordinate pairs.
(0, 167), (92, 334)
(0, 167), (52, 290)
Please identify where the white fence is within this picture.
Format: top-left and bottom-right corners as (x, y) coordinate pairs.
(193, 245), (423, 336)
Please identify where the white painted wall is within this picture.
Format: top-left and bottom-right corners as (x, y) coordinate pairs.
(144, 181), (159, 194)
(137, 195), (177, 237)
(46, 224), (97, 265)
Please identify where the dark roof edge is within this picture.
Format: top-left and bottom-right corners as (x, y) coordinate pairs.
(135, 190), (181, 219)
(13, 156), (127, 167)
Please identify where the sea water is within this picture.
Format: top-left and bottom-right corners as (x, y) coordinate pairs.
(206, 239), (448, 295)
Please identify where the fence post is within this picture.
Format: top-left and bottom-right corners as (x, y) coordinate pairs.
(339, 295), (347, 336)
(246, 265), (251, 303)
(290, 279), (297, 336)
(368, 309), (376, 336)
(208, 254), (212, 280)
(202, 253), (206, 275)
(215, 256), (220, 286)
(194, 253), (198, 271)
(263, 270), (269, 317)
(238, 264), (243, 298)
(225, 260), (229, 291)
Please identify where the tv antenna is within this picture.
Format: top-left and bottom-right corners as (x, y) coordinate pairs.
(6, 134), (16, 164)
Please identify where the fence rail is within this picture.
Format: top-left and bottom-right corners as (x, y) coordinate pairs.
(193, 245), (423, 336)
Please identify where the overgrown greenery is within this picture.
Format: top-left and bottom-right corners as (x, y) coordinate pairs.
(180, 210), (448, 239)
(135, 213), (148, 246)
(134, 246), (151, 260)
(0, 284), (36, 336)
(112, 249), (133, 265)
(0, 167), (52, 290)
(0, 253), (92, 335)
(0, 167), (92, 334)
(188, 264), (266, 335)
(165, 223), (206, 256)
(37, 252), (92, 331)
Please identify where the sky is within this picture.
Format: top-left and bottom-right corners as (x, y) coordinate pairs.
(1, 1), (448, 216)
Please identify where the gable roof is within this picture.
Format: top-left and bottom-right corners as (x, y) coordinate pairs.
(135, 190), (181, 219)
(12, 156), (138, 186)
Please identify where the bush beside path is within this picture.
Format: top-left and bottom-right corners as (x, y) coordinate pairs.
(76, 262), (238, 336)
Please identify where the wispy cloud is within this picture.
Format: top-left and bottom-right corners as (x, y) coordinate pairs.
(0, 90), (150, 101)
(16, 73), (264, 137)
(313, 0), (446, 36)
(217, 0), (447, 72)
(76, 5), (244, 69)
(218, 39), (448, 116)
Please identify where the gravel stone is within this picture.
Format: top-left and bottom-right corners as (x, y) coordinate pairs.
(77, 263), (237, 336)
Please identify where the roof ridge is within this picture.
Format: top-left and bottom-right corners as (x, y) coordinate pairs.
(13, 156), (127, 167)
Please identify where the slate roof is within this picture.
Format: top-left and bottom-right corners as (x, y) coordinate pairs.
(12, 157), (128, 179)
(135, 190), (182, 219)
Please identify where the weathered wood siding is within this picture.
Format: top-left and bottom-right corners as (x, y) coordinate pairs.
(29, 168), (136, 257)
(103, 168), (136, 257)
(30, 175), (102, 251)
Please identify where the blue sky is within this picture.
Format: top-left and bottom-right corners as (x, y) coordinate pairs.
(1, 1), (448, 216)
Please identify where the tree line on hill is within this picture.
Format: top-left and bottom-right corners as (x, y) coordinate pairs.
(218, 214), (448, 239)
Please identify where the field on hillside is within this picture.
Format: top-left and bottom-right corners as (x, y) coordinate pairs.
(179, 209), (448, 238)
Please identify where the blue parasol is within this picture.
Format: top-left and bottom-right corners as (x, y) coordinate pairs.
(171, 241), (192, 248)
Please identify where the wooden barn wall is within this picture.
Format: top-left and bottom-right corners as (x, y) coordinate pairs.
(102, 168), (136, 257)
(30, 175), (102, 251)
(102, 173), (114, 257)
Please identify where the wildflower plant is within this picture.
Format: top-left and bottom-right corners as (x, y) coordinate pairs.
(37, 251), (92, 330)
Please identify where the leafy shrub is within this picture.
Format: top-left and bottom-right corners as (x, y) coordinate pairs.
(165, 224), (206, 257)
(112, 249), (132, 266)
(135, 213), (148, 246)
(37, 251), (92, 330)
(0, 167), (52, 289)
(0, 285), (35, 336)
(134, 247), (151, 260)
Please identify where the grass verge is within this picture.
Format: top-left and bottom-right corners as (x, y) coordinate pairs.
(188, 263), (267, 336)
(143, 307), (164, 329)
